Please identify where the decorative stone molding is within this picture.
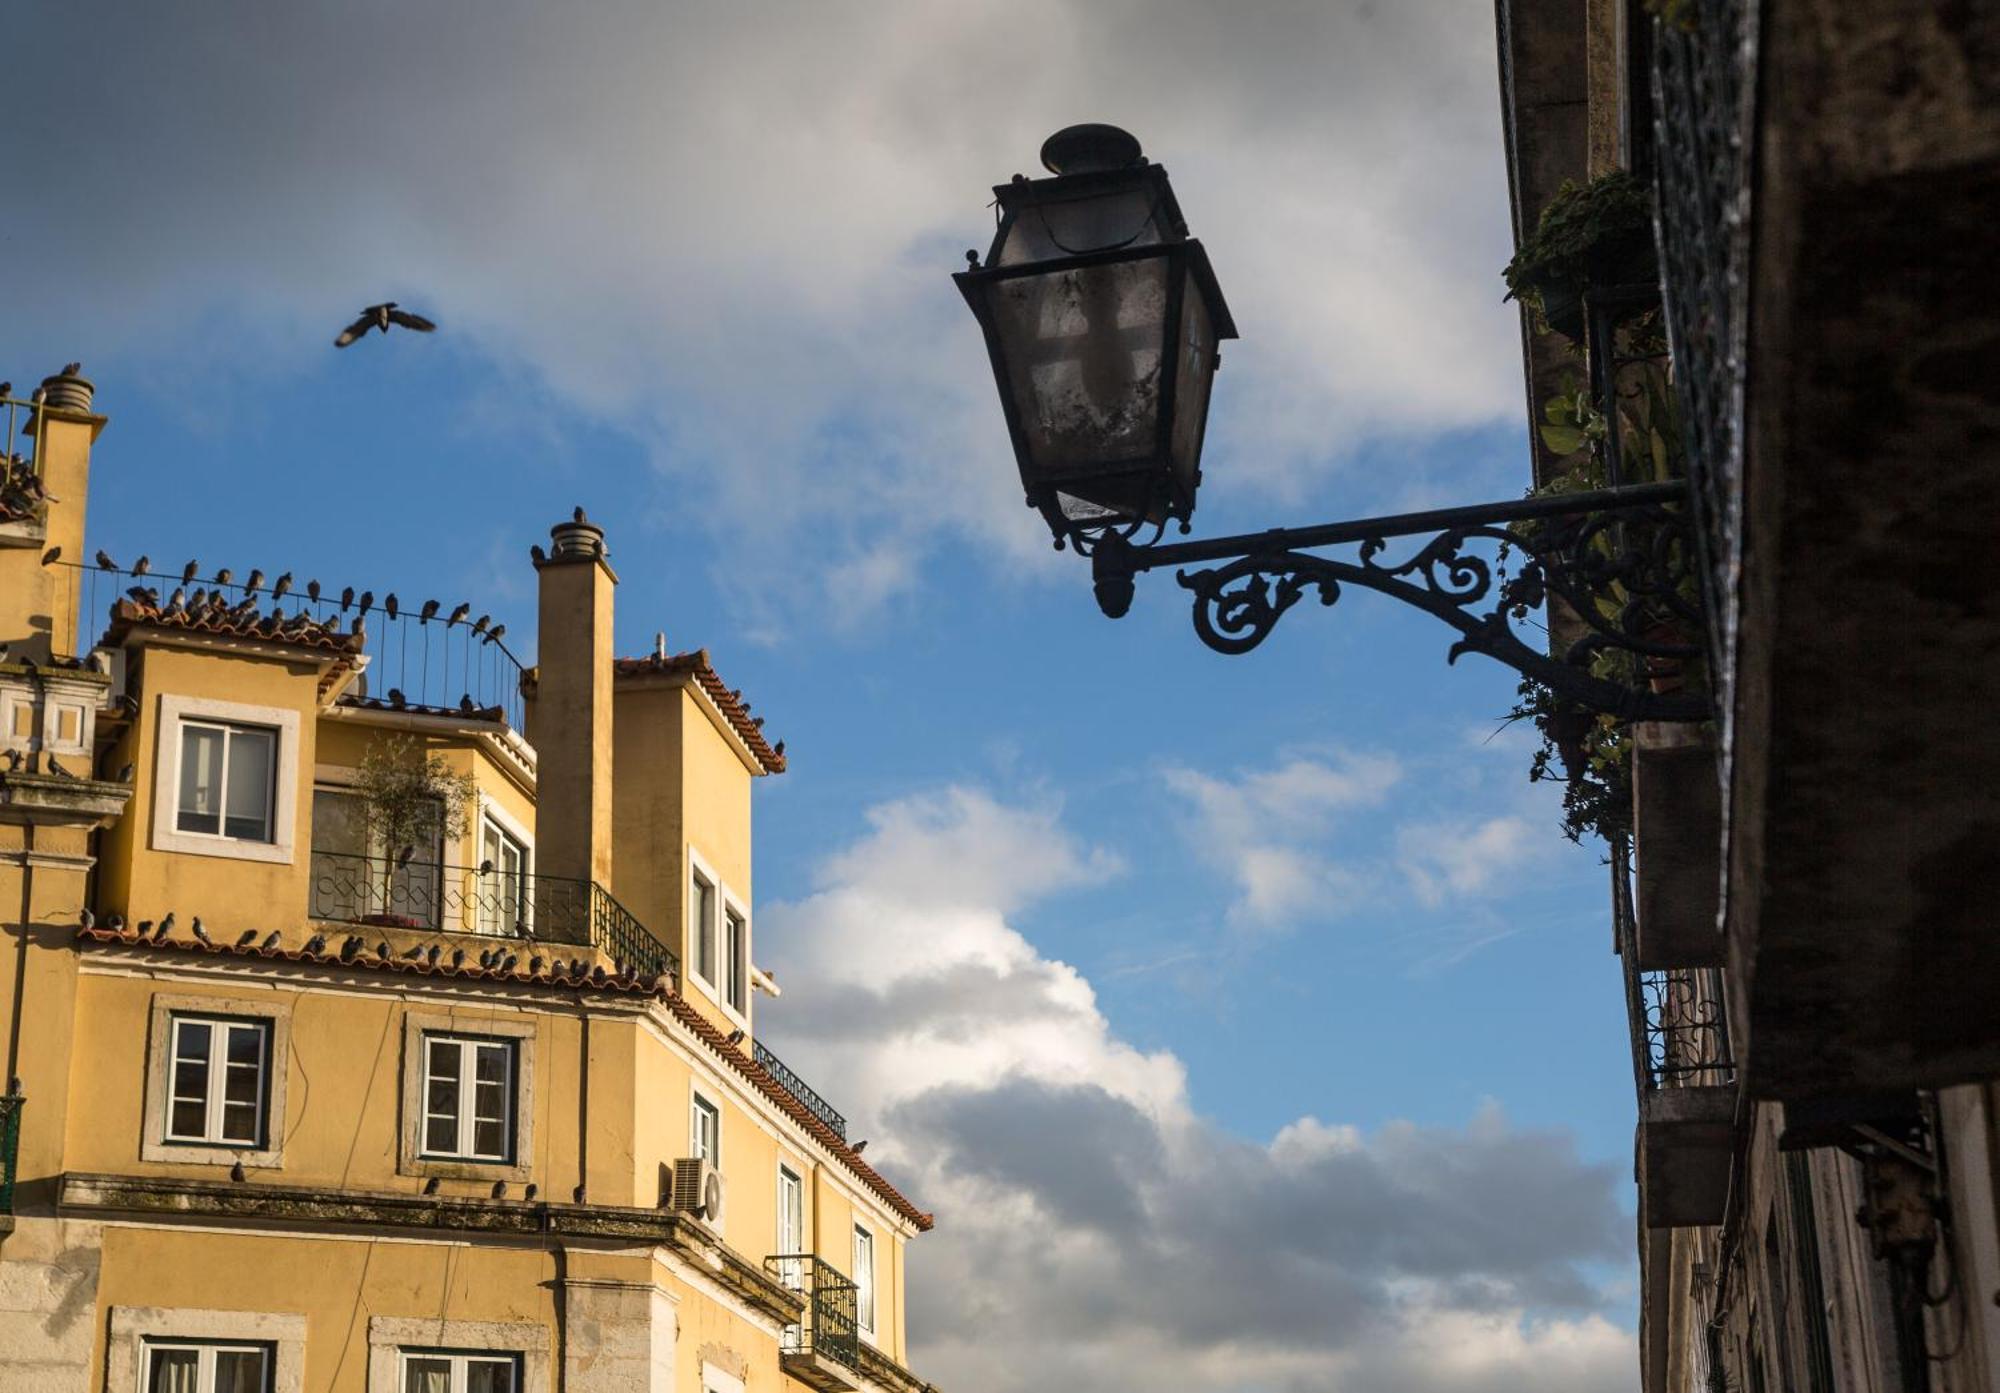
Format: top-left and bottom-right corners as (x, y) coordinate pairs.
(141, 990), (295, 1170)
(397, 1008), (538, 1183)
(106, 1304), (306, 1393)
(366, 1315), (551, 1393)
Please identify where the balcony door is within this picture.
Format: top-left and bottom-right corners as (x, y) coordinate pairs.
(477, 817), (528, 936)
(310, 787), (443, 928)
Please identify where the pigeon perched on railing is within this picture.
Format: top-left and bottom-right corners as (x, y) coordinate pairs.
(334, 302), (438, 348)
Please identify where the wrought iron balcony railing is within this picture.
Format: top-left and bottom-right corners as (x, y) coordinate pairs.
(753, 1040), (848, 1142)
(308, 849), (677, 981)
(0, 1094), (22, 1216)
(49, 557), (529, 729)
(764, 1253), (859, 1371)
(1614, 837), (1735, 1094)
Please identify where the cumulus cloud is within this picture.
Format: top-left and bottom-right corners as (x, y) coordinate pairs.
(7, 0), (1521, 625)
(756, 786), (1634, 1393)
(1162, 750), (1402, 926)
(1397, 813), (1542, 908)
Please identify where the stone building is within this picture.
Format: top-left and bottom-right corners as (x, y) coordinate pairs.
(1494, 3), (2000, 1390)
(0, 369), (940, 1393)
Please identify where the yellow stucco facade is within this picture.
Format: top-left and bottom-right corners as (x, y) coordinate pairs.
(0, 371), (935, 1393)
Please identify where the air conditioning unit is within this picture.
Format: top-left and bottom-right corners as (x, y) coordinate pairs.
(671, 1156), (725, 1229)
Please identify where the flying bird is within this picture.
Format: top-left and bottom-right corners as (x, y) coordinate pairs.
(334, 302), (438, 348)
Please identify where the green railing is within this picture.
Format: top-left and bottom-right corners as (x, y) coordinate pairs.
(0, 1094), (22, 1216)
(764, 1254), (859, 1370)
(309, 849), (678, 982)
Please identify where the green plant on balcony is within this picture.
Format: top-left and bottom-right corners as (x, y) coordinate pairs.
(1504, 170), (1657, 339)
(354, 735), (476, 926)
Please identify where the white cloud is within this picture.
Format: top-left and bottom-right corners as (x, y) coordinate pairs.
(1162, 751), (1402, 927)
(1396, 813), (1542, 908)
(5, 1), (1522, 629)
(757, 786), (1634, 1393)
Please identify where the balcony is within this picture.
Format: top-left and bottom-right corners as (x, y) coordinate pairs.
(763, 1254), (859, 1391)
(754, 1040), (848, 1142)
(0, 1093), (20, 1233)
(1616, 839), (1736, 1229)
(308, 849), (678, 981)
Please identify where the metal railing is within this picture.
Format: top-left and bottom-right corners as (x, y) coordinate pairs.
(46, 557), (528, 729)
(308, 849), (677, 981)
(1, 394), (46, 526)
(764, 1254), (859, 1370)
(1613, 837), (1735, 1095)
(753, 1040), (848, 1142)
(1651, 0), (1760, 719)
(0, 1094), (21, 1216)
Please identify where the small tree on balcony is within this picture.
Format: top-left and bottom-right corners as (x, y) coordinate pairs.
(355, 736), (476, 909)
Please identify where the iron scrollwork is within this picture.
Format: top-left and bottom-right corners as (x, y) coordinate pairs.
(1086, 479), (1709, 723)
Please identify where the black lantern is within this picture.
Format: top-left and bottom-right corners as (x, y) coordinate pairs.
(956, 125), (1238, 544)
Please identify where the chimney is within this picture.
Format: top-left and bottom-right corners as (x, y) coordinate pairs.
(2, 365), (105, 661)
(531, 507), (616, 889)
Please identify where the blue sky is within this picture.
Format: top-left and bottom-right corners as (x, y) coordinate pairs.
(10, 4), (1641, 1389)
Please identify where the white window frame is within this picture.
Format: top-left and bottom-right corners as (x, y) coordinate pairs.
(108, 1307), (305, 1393)
(143, 993), (292, 1170)
(151, 693), (301, 865)
(690, 1090), (721, 1166)
(475, 798), (534, 937)
(397, 1349), (521, 1393)
(722, 903), (749, 1016)
(853, 1223), (876, 1338)
(687, 846), (751, 1026)
(164, 1015), (270, 1148)
(420, 1035), (515, 1163)
(689, 860), (718, 990)
(142, 1338), (273, 1393)
(367, 1317), (549, 1393)
(398, 1011), (536, 1183)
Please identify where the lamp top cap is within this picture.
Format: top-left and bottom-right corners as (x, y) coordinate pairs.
(1040, 124), (1144, 176)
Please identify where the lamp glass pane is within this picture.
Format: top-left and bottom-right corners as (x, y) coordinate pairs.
(995, 186), (1168, 266)
(987, 256), (1169, 475)
(1169, 270), (1217, 496)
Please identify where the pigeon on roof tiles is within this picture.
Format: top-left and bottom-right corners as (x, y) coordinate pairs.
(459, 694), (476, 715)
(191, 916), (210, 945)
(237, 930), (260, 948)
(260, 930), (282, 951)
(166, 588), (185, 612)
(78, 907), (94, 929)
(155, 912), (176, 940)
(106, 913), (125, 932)
(427, 944), (442, 966)
(388, 689), (407, 711)
(135, 920), (154, 939)
(304, 934), (327, 956)
(450, 948), (465, 969)
(334, 302), (437, 348)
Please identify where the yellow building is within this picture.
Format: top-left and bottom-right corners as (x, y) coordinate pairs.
(0, 367), (940, 1393)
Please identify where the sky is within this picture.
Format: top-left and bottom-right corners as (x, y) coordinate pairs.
(7, 4), (1642, 1390)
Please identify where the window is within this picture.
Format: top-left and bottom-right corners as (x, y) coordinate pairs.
(853, 1225), (876, 1335)
(723, 907), (748, 1014)
(422, 1035), (514, 1162)
(477, 817), (529, 936)
(312, 786), (445, 927)
(165, 1016), (270, 1147)
(691, 871), (716, 986)
(401, 1351), (519, 1393)
(177, 720), (276, 842)
(143, 1340), (271, 1393)
(691, 1092), (720, 1165)
(777, 1165), (805, 1292)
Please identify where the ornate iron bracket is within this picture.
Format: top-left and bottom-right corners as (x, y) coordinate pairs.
(1086, 479), (1710, 722)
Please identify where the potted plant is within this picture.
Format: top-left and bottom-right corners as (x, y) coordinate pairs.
(1504, 170), (1657, 340)
(353, 736), (477, 928)
(1504, 675), (1634, 846)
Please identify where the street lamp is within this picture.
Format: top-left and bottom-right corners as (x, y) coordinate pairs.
(956, 125), (1708, 724)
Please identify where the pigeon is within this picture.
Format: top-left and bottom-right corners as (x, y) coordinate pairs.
(529, 544), (547, 565)
(245, 569), (265, 593)
(165, 587), (186, 612)
(78, 907), (94, 929)
(524, 1183), (538, 1201)
(388, 689), (407, 711)
(403, 944), (427, 960)
(135, 919), (154, 939)
(375, 941), (390, 960)
(2, 750), (21, 772)
(450, 948), (465, 969)
(126, 585), (158, 605)
(851, 1140), (868, 1155)
(132, 556), (151, 577)
(334, 302), (438, 348)
(725, 1028), (745, 1046)
(95, 549), (116, 570)
(340, 935), (363, 961)
(419, 599), (439, 624)
(447, 602), (470, 626)
(471, 614), (490, 634)
(230, 1161), (247, 1183)
(529, 955), (545, 976)
(214, 567), (233, 586)
(357, 590), (373, 615)
(237, 930), (260, 948)
(423, 1176), (440, 1195)
(40, 546), (60, 565)
(182, 559), (200, 585)
(572, 1184), (586, 1203)
(427, 944), (442, 966)
(0, 383), (9, 398)
(272, 572), (292, 599)
(303, 933), (327, 956)
(491, 1180), (507, 1199)
(45, 754), (75, 777)
(260, 930), (282, 951)
(305, 579), (320, 603)
(155, 912), (176, 940)
(459, 694), (477, 715)
(573, 505), (588, 523)
(384, 593), (399, 620)
(115, 763), (135, 782)
(501, 954), (518, 973)
(487, 624), (506, 644)
(339, 585), (354, 612)
(191, 916), (210, 945)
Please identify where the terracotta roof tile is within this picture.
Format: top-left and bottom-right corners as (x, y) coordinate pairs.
(108, 596), (365, 658)
(612, 648), (787, 774)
